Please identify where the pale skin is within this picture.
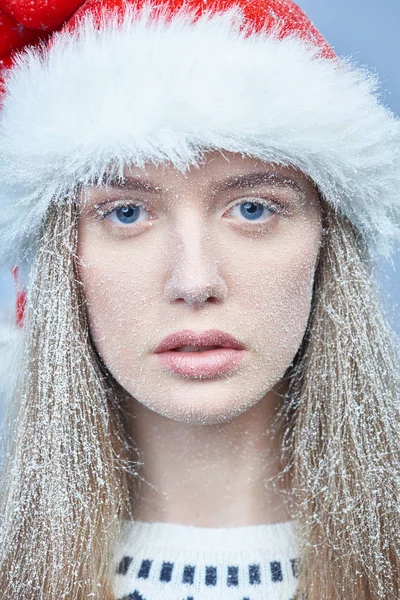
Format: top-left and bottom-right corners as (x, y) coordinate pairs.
(77, 150), (322, 527)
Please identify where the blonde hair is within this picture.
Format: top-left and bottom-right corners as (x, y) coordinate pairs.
(278, 202), (400, 598)
(0, 194), (399, 599)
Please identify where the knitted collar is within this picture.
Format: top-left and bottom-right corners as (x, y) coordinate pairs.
(113, 519), (300, 600)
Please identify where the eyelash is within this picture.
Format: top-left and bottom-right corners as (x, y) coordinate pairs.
(94, 197), (284, 225)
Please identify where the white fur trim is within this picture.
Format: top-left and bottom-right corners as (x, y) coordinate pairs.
(0, 3), (399, 262)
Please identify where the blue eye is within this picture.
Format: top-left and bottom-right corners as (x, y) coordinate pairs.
(230, 200), (276, 222)
(100, 198), (277, 226)
(105, 204), (147, 225)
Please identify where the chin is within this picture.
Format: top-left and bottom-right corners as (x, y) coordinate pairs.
(133, 392), (262, 426)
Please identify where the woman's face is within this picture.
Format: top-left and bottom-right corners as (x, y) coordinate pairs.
(77, 151), (322, 424)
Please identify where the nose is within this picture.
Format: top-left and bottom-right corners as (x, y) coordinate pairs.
(163, 219), (228, 307)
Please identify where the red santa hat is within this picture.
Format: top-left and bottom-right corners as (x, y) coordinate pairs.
(0, 0), (399, 278)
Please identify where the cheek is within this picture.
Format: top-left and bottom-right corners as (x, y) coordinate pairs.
(76, 230), (158, 372)
(237, 231), (320, 373)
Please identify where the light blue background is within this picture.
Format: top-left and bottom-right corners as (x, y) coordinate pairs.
(0, 0), (399, 333)
(296, 0), (400, 334)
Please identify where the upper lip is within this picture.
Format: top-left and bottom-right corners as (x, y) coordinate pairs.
(154, 329), (246, 353)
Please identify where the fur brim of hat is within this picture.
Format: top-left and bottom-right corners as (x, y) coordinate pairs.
(0, 3), (399, 263)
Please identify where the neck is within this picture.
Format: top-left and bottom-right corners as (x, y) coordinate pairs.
(127, 383), (292, 527)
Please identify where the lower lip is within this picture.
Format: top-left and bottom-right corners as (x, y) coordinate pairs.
(155, 348), (246, 377)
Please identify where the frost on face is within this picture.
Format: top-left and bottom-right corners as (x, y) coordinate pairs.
(76, 152), (322, 428)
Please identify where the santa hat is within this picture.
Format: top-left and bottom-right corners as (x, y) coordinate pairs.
(0, 0), (399, 277)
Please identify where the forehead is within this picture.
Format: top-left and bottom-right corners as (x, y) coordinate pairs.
(120, 150), (313, 190)
(78, 150), (322, 212)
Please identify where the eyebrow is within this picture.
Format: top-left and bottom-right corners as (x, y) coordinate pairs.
(211, 172), (303, 194)
(100, 175), (163, 194)
(101, 171), (303, 195)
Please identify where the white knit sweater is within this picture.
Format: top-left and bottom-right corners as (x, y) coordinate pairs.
(112, 520), (300, 600)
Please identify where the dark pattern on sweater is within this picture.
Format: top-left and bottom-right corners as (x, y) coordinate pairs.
(119, 595), (297, 600)
(116, 554), (300, 600)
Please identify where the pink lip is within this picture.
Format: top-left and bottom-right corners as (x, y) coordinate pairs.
(154, 329), (246, 378)
(154, 329), (246, 353)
